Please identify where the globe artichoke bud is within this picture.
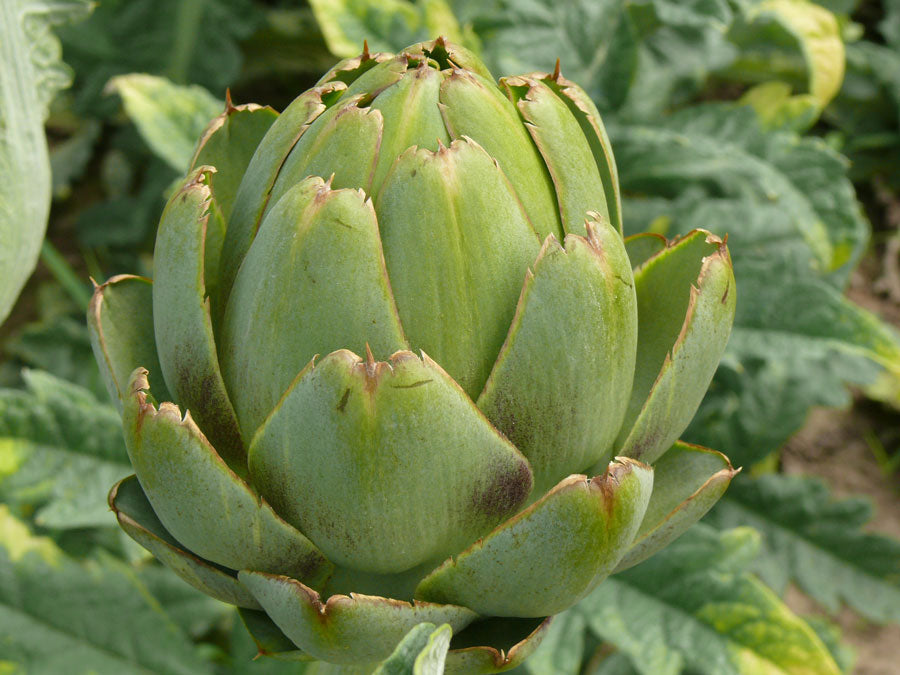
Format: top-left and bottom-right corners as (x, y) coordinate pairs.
(89, 39), (738, 671)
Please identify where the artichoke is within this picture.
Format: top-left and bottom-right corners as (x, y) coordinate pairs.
(90, 39), (738, 671)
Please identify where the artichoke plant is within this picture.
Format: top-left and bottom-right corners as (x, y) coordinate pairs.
(90, 38), (738, 671)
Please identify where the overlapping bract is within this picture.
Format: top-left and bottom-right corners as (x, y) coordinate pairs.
(90, 39), (737, 670)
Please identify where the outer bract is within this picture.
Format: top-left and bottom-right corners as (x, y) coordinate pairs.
(91, 39), (738, 671)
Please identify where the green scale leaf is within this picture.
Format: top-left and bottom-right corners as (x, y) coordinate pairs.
(236, 604), (553, 673)
(221, 177), (408, 441)
(375, 138), (541, 398)
(238, 571), (477, 665)
(88, 274), (172, 410)
(477, 223), (637, 495)
(438, 68), (563, 241)
(221, 80), (347, 302)
(264, 94), (384, 211)
(616, 230), (736, 465)
(188, 99), (279, 327)
(367, 61), (451, 194)
(152, 168), (245, 469)
(415, 459), (653, 617)
(109, 475), (261, 609)
(248, 349), (533, 574)
(615, 441), (737, 571)
(121, 368), (333, 587)
(503, 75), (609, 236)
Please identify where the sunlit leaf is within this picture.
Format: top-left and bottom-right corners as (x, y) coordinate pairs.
(309, 0), (469, 57)
(707, 474), (900, 624)
(580, 525), (841, 675)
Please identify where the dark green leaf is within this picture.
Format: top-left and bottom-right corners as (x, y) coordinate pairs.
(0, 370), (129, 530)
(57, 0), (262, 117)
(706, 474), (900, 624)
(614, 102), (900, 466)
(0, 507), (213, 674)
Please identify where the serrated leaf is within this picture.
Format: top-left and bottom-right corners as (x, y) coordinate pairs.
(614, 103), (864, 270)
(614, 102), (900, 466)
(0, 507), (213, 674)
(463, 0), (735, 116)
(706, 474), (900, 624)
(108, 74), (223, 172)
(0, 370), (130, 530)
(309, 0), (469, 57)
(0, 0), (92, 325)
(578, 524), (841, 675)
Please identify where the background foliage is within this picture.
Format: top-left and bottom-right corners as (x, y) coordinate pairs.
(1, 0), (899, 673)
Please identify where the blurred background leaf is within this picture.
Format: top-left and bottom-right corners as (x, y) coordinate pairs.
(0, 0), (92, 324)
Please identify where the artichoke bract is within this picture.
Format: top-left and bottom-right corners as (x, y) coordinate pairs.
(90, 39), (738, 671)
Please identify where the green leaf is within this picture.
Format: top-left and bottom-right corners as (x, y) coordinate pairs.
(108, 73), (223, 172)
(0, 507), (213, 674)
(579, 524), (841, 675)
(465, 0), (735, 116)
(706, 474), (900, 624)
(0, 0), (92, 325)
(4, 305), (106, 399)
(49, 119), (101, 198)
(0, 370), (130, 530)
(374, 622), (453, 674)
(522, 610), (586, 675)
(614, 103), (864, 270)
(309, 0), (469, 57)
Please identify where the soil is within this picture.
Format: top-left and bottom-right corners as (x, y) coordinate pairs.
(781, 405), (900, 675)
(778, 254), (900, 672)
